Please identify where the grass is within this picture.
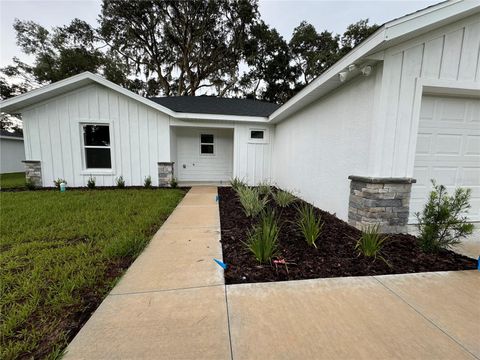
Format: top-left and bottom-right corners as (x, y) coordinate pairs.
(0, 188), (185, 359)
(0, 172), (25, 189)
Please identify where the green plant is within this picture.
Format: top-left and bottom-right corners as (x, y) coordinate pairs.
(245, 210), (280, 263)
(230, 177), (247, 192)
(272, 190), (296, 207)
(236, 186), (268, 217)
(144, 175), (152, 188)
(257, 180), (271, 196)
(355, 224), (390, 265)
(170, 177), (178, 188)
(115, 176), (125, 188)
(25, 178), (36, 190)
(53, 178), (67, 189)
(87, 176), (96, 189)
(415, 180), (474, 253)
(296, 203), (323, 248)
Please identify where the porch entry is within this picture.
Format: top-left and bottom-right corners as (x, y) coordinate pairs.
(172, 127), (233, 183)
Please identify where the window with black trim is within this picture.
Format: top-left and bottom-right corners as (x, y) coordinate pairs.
(250, 130), (264, 139)
(200, 133), (214, 155)
(82, 124), (112, 169)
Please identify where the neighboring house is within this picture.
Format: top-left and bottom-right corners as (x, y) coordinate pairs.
(1, 0), (479, 232)
(0, 130), (25, 174)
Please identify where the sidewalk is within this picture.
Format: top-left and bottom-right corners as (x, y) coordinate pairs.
(64, 187), (231, 359)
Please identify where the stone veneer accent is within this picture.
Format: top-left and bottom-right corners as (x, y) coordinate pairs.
(348, 175), (416, 234)
(22, 160), (42, 187)
(158, 162), (174, 187)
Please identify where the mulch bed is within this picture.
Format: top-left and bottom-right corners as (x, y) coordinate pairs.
(218, 187), (477, 285)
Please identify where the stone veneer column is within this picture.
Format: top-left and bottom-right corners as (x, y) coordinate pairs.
(348, 175), (416, 234)
(158, 162), (174, 187)
(22, 160), (42, 187)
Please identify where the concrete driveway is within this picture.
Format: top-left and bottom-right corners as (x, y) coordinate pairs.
(64, 187), (480, 359)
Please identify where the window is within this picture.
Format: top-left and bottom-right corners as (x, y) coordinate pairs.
(82, 124), (112, 169)
(250, 130), (264, 139)
(200, 133), (214, 155)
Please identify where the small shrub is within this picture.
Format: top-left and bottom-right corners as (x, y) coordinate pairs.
(415, 180), (474, 253)
(87, 176), (96, 189)
(53, 178), (67, 189)
(245, 210), (279, 263)
(272, 190), (296, 207)
(297, 203), (323, 248)
(144, 176), (152, 188)
(170, 177), (178, 188)
(25, 178), (36, 190)
(231, 177), (247, 192)
(356, 224), (389, 264)
(236, 186), (268, 217)
(257, 180), (271, 196)
(115, 176), (125, 188)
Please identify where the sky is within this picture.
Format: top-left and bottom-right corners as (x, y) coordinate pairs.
(0, 0), (440, 68)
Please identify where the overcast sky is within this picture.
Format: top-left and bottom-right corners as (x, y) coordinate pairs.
(0, 0), (439, 68)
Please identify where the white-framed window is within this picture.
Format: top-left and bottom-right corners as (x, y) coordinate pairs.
(248, 128), (268, 143)
(200, 133), (215, 155)
(81, 124), (112, 169)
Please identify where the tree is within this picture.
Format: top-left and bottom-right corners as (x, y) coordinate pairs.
(100, 0), (260, 96)
(339, 19), (379, 56)
(290, 21), (339, 85)
(241, 22), (299, 103)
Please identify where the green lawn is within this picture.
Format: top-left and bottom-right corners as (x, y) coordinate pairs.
(0, 188), (186, 359)
(0, 172), (25, 189)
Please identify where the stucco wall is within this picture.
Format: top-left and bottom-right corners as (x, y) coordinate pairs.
(0, 137), (25, 173)
(22, 83), (171, 187)
(272, 67), (380, 221)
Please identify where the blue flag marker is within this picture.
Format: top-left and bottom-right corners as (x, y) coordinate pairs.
(477, 256), (479, 271)
(215, 195), (220, 202)
(214, 258), (228, 269)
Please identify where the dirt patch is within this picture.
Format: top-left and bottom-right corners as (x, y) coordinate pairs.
(218, 187), (477, 285)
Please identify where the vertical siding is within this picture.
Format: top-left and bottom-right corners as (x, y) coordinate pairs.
(22, 84), (170, 187)
(378, 14), (480, 177)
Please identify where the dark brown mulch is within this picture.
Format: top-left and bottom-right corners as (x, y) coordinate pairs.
(218, 187), (477, 285)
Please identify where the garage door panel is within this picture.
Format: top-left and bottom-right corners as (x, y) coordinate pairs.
(410, 95), (480, 223)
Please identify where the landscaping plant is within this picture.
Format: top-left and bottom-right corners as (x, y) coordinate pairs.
(230, 177), (247, 192)
(257, 180), (271, 196)
(115, 176), (125, 188)
(355, 224), (390, 265)
(415, 180), (474, 253)
(245, 210), (280, 263)
(297, 203), (323, 248)
(170, 177), (178, 188)
(144, 175), (152, 188)
(87, 176), (96, 189)
(272, 189), (296, 208)
(236, 186), (268, 217)
(53, 178), (67, 189)
(25, 178), (36, 190)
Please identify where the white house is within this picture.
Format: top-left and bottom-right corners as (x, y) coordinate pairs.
(0, 130), (25, 174)
(1, 0), (479, 232)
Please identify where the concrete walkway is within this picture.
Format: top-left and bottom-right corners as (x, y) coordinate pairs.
(64, 186), (231, 359)
(65, 187), (480, 359)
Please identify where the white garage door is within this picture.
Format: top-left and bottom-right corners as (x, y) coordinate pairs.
(175, 127), (233, 182)
(410, 95), (480, 223)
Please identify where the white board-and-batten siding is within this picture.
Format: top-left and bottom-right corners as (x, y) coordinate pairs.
(22, 84), (170, 187)
(370, 14), (480, 178)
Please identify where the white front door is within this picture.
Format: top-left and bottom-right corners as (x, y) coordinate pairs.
(175, 127), (233, 182)
(410, 95), (480, 222)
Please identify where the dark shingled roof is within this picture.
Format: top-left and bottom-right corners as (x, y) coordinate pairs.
(148, 96), (281, 117)
(0, 130), (23, 138)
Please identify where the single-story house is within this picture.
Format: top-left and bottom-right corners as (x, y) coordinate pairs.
(0, 130), (25, 174)
(1, 0), (479, 232)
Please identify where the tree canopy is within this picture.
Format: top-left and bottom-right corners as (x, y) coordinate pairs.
(1, 0), (379, 105)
